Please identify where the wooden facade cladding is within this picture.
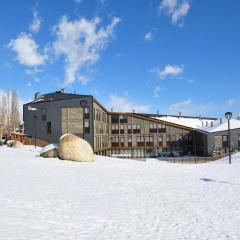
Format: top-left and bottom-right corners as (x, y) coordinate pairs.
(61, 107), (83, 135)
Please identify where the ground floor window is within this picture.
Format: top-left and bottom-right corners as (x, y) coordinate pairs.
(46, 121), (51, 134)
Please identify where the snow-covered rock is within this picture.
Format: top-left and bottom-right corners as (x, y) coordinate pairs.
(58, 134), (94, 162)
(7, 140), (23, 148)
(40, 143), (58, 158)
(6, 140), (15, 147)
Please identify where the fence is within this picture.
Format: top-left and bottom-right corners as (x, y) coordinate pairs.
(10, 133), (48, 147)
(23, 137), (49, 147)
(167, 153), (230, 164)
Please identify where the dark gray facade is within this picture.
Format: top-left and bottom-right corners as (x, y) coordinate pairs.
(195, 128), (240, 156)
(207, 129), (240, 155)
(23, 92), (94, 146)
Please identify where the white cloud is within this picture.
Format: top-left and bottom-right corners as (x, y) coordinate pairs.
(98, 0), (107, 5)
(8, 33), (47, 67)
(74, 0), (82, 4)
(151, 64), (183, 79)
(167, 99), (216, 116)
(52, 16), (121, 87)
(29, 9), (41, 33)
(34, 78), (40, 83)
(144, 32), (154, 42)
(228, 99), (238, 107)
(106, 94), (150, 113)
(27, 82), (32, 87)
(187, 79), (194, 84)
(160, 0), (190, 26)
(153, 85), (166, 98)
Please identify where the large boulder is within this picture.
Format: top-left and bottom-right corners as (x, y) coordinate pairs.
(58, 134), (94, 162)
(40, 144), (59, 158)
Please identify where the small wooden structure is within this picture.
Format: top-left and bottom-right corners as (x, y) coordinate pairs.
(10, 132), (48, 147)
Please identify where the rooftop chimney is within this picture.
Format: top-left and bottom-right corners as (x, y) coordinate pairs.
(157, 110), (159, 115)
(34, 92), (41, 100)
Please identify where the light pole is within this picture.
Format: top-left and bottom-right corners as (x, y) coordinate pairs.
(28, 106), (38, 148)
(80, 100), (87, 140)
(225, 112), (232, 164)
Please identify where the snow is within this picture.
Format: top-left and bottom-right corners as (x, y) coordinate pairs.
(0, 146), (240, 240)
(40, 143), (58, 154)
(200, 118), (240, 133)
(59, 133), (73, 140)
(153, 116), (215, 129)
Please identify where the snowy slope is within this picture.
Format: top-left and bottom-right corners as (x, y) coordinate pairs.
(0, 146), (240, 240)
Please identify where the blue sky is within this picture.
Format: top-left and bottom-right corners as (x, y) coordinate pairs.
(0, 0), (240, 118)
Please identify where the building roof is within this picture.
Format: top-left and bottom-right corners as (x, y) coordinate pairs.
(199, 119), (240, 133)
(152, 115), (217, 129)
(25, 92), (92, 104)
(25, 91), (109, 112)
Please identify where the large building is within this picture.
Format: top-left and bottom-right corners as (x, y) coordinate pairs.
(23, 90), (240, 158)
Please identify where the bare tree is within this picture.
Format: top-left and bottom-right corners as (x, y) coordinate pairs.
(0, 90), (21, 133)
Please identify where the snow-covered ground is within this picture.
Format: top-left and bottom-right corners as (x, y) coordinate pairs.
(0, 146), (240, 240)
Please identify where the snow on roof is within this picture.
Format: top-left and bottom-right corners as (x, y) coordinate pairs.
(200, 119), (240, 133)
(153, 116), (215, 129)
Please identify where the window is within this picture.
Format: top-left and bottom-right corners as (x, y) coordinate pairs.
(120, 125), (124, 134)
(111, 136), (119, 147)
(146, 135), (154, 146)
(222, 135), (228, 147)
(158, 123), (166, 133)
(159, 135), (163, 146)
(128, 135), (132, 147)
(47, 122), (51, 134)
(137, 135), (145, 147)
(84, 107), (90, 119)
(84, 120), (90, 133)
(128, 125), (132, 134)
(111, 124), (119, 134)
(238, 135), (240, 147)
(41, 108), (46, 121)
(120, 115), (128, 123)
(111, 115), (119, 124)
(149, 123), (157, 133)
(133, 124), (141, 134)
(120, 136), (124, 147)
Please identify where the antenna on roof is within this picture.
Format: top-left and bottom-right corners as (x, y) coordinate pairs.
(157, 110), (159, 115)
(179, 112), (182, 117)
